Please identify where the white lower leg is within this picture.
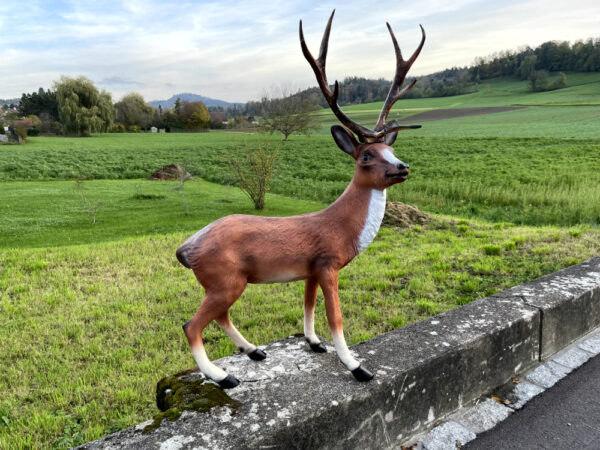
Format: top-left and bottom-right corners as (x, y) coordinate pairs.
(221, 322), (256, 353)
(191, 344), (227, 381)
(304, 307), (319, 344)
(331, 330), (360, 371)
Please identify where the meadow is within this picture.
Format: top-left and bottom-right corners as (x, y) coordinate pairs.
(2, 133), (600, 228)
(1, 74), (600, 448)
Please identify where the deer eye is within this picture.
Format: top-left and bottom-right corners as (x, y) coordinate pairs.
(362, 153), (371, 162)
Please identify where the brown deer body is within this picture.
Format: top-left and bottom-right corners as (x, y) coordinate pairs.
(177, 10), (425, 388)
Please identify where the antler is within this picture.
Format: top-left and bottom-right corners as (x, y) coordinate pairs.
(299, 10), (425, 143)
(374, 23), (426, 132)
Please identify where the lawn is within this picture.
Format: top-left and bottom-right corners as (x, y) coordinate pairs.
(0, 179), (324, 249)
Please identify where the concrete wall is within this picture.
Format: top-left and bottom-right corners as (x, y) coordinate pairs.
(80, 257), (600, 450)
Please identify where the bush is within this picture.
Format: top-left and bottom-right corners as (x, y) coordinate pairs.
(127, 125), (141, 133)
(14, 126), (27, 140)
(109, 123), (126, 133)
(229, 138), (279, 210)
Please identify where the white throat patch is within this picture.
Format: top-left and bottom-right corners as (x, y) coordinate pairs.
(357, 189), (386, 253)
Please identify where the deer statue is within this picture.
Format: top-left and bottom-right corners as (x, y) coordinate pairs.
(176, 10), (425, 389)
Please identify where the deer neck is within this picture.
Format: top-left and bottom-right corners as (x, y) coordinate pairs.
(323, 181), (387, 255)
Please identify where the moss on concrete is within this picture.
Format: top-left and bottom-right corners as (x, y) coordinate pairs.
(143, 369), (241, 434)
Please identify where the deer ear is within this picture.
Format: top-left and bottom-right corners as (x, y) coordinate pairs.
(384, 130), (398, 146)
(331, 126), (359, 157)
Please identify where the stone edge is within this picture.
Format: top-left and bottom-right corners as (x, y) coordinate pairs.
(406, 327), (600, 450)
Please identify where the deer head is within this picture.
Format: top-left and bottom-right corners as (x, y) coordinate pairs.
(300, 10), (425, 189)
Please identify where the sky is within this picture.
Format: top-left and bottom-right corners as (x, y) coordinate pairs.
(1, 0), (599, 103)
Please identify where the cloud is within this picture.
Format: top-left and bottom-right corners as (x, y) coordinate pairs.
(99, 76), (144, 86)
(0, 0), (599, 102)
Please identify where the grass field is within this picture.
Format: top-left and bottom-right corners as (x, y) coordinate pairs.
(315, 73), (600, 136)
(3, 132), (600, 227)
(1, 73), (600, 448)
(0, 179), (324, 248)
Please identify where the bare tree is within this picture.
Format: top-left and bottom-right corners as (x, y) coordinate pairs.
(259, 87), (320, 141)
(229, 139), (278, 210)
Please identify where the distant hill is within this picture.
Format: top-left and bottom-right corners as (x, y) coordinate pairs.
(149, 93), (243, 109)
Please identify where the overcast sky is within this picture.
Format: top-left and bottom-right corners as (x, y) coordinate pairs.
(1, 0), (598, 103)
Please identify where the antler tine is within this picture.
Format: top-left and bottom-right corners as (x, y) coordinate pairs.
(317, 10), (334, 68)
(300, 11), (378, 142)
(375, 24), (426, 132)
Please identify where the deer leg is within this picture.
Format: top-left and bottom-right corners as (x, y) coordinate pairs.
(304, 277), (326, 353)
(318, 270), (374, 382)
(183, 280), (247, 389)
(216, 312), (266, 361)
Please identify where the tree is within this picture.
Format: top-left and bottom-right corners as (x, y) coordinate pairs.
(517, 54), (537, 80)
(18, 88), (58, 119)
(549, 72), (568, 90)
(229, 139), (278, 210)
(260, 90), (320, 141)
(54, 76), (114, 136)
(529, 70), (549, 92)
(115, 93), (155, 130)
(180, 101), (210, 130)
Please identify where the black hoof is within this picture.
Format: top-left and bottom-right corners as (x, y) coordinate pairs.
(308, 341), (327, 353)
(351, 366), (374, 382)
(217, 374), (239, 389)
(248, 348), (267, 361)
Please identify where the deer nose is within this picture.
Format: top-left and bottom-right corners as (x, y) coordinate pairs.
(397, 161), (409, 171)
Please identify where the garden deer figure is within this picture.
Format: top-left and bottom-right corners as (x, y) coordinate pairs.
(177, 10), (425, 388)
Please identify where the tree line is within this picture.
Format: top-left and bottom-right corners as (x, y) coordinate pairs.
(5, 76), (216, 138)
(244, 36), (599, 115)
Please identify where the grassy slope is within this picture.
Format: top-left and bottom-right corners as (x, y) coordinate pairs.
(315, 73), (600, 134)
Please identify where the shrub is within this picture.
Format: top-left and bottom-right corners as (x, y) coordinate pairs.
(110, 123), (126, 133)
(229, 138), (279, 210)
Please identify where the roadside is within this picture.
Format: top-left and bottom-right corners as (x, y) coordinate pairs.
(466, 353), (600, 450)
(406, 328), (600, 450)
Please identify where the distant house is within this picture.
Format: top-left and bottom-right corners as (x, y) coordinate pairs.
(13, 119), (34, 129)
(209, 111), (227, 125)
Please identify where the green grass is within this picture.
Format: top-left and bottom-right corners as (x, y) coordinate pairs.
(0, 179), (324, 249)
(4, 132), (600, 227)
(315, 73), (600, 136)
(2, 215), (600, 448)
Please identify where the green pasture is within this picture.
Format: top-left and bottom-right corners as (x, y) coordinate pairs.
(316, 72), (600, 135)
(2, 73), (600, 448)
(0, 179), (323, 249)
(3, 132), (600, 227)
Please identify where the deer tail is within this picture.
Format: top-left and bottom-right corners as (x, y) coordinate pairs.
(176, 245), (192, 269)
